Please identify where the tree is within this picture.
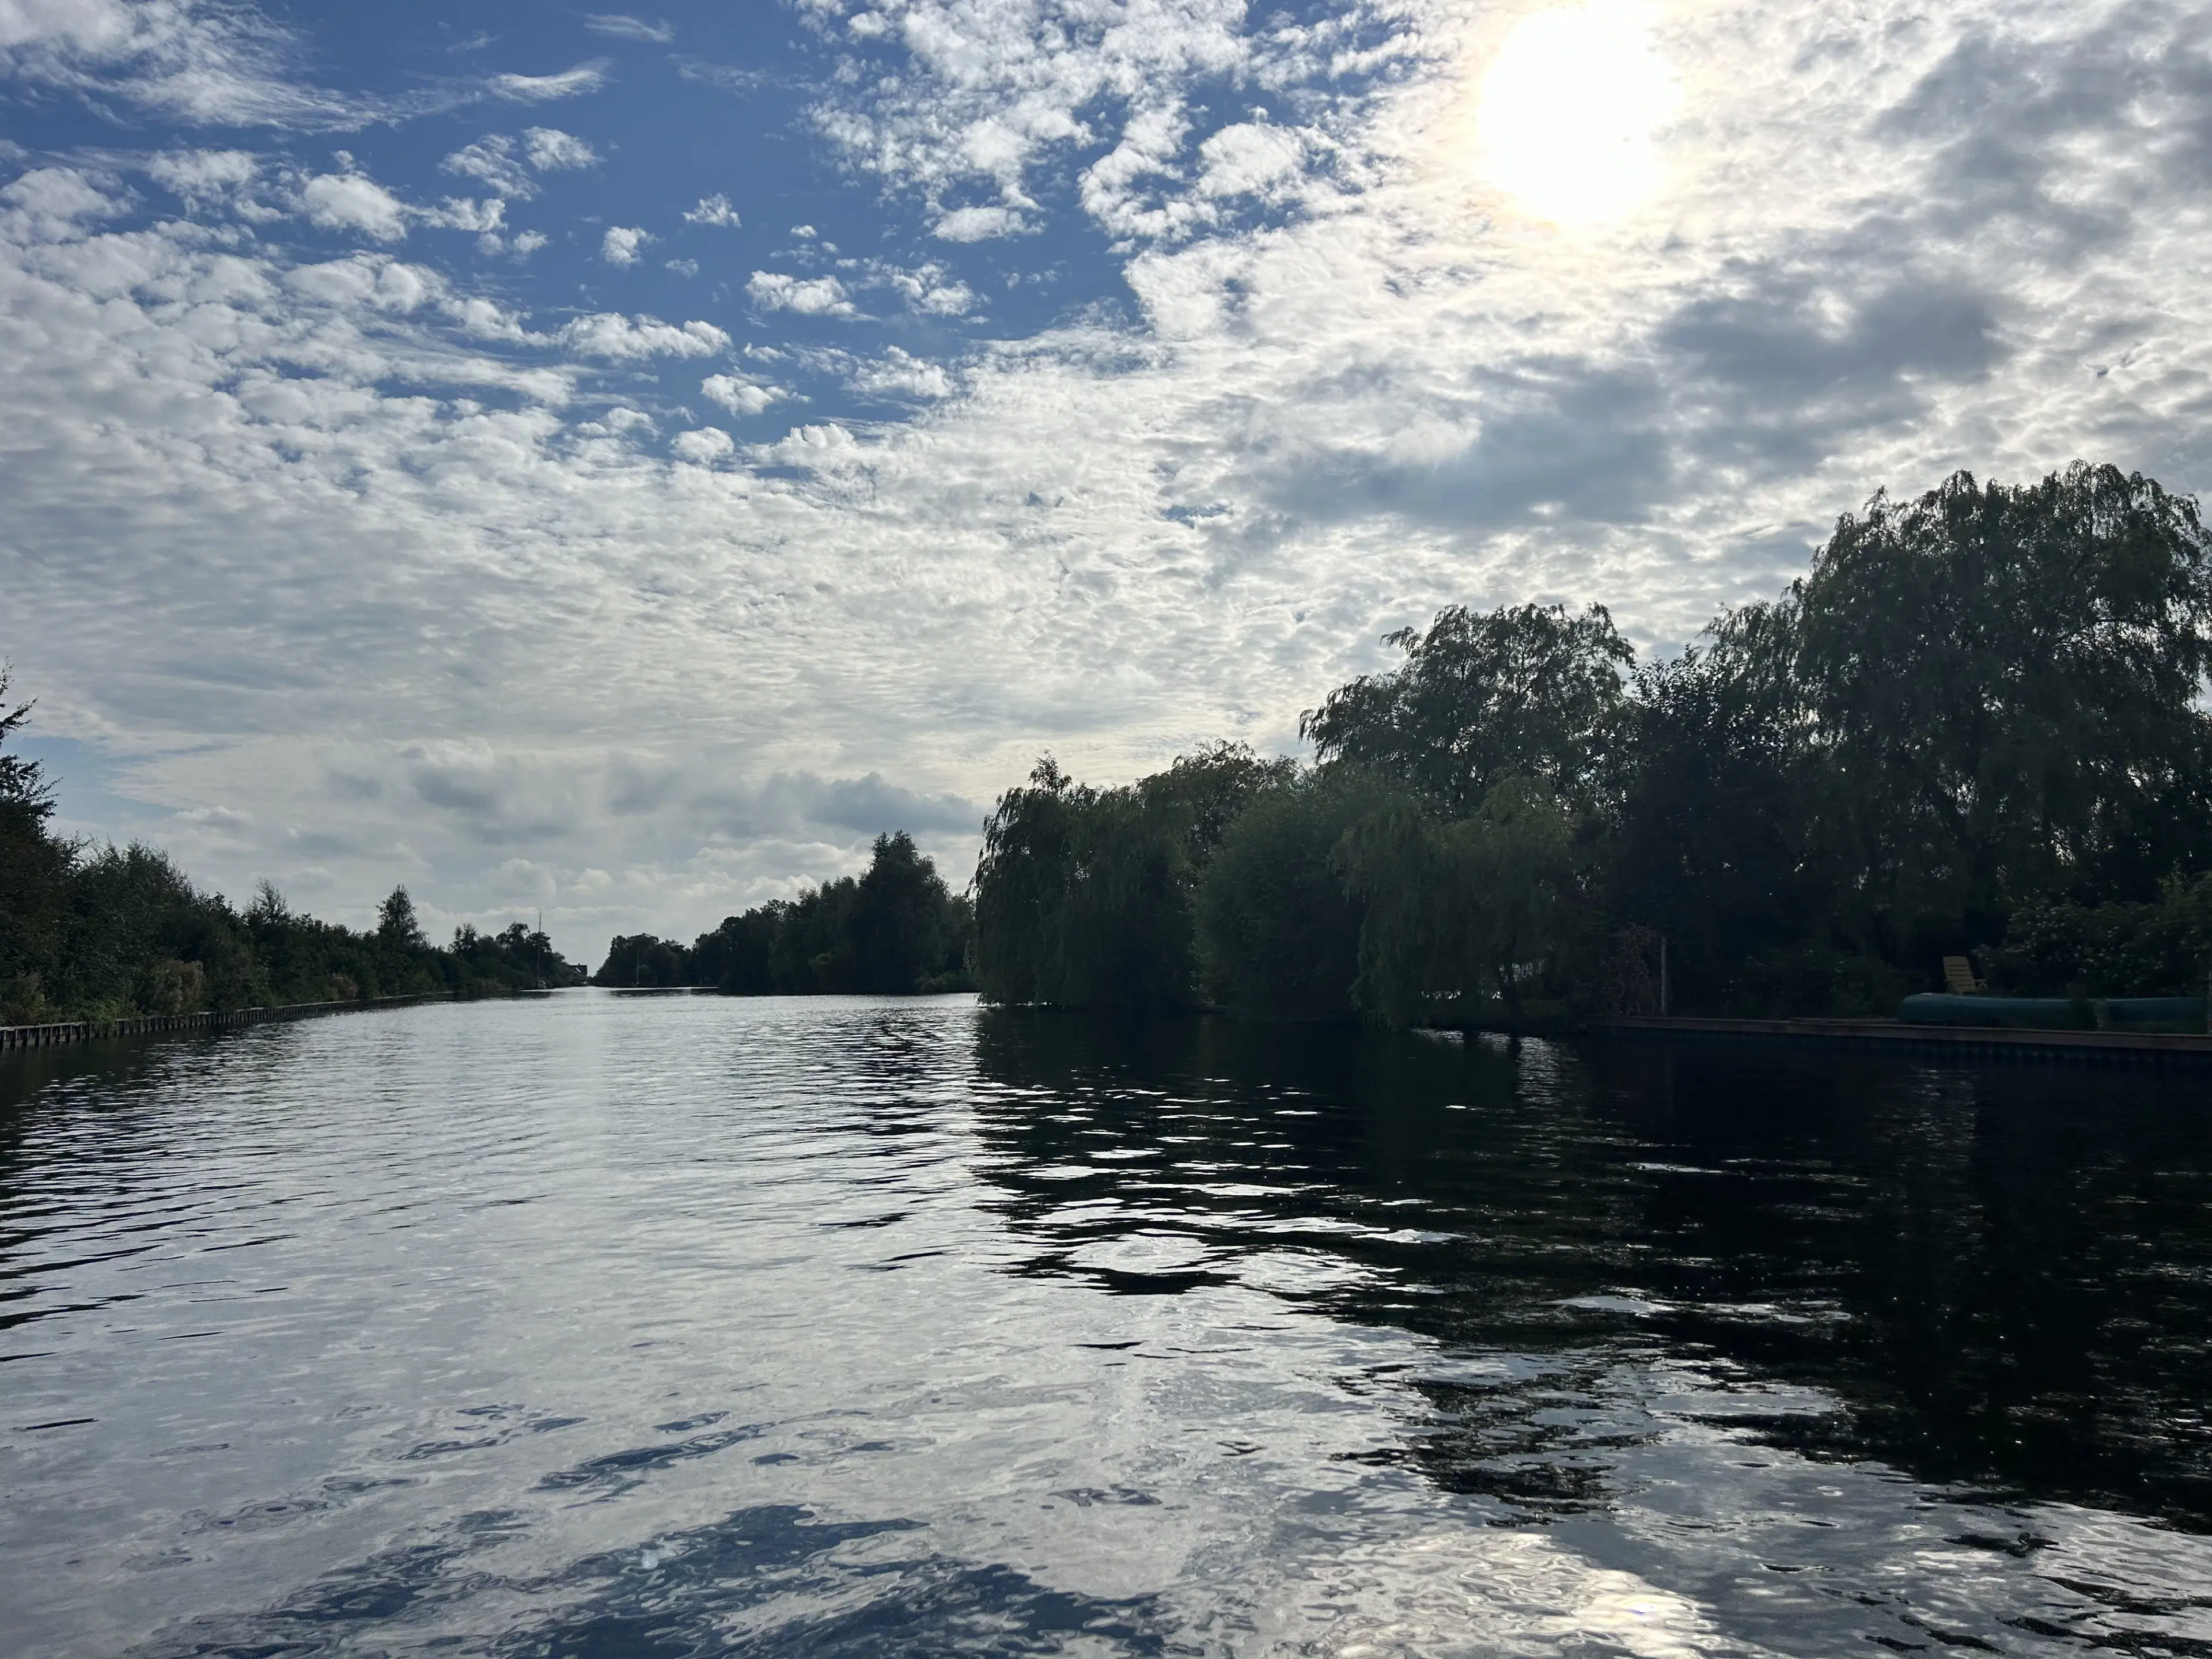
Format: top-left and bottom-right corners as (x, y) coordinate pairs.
(1195, 770), (1381, 1022)
(974, 747), (1290, 1009)
(0, 666), (73, 1022)
(850, 831), (956, 993)
(1301, 603), (1634, 818)
(376, 885), (428, 951)
(1607, 603), (1832, 1010)
(1792, 465), (2212, 953)
(1334, 779), (1580, 1029)
(593, 934), (694, 987)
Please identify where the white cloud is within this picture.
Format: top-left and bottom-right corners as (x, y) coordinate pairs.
(0, 0), (434, 129)
(849, 347), (953, 400)
(443, 128), (597, 200)
(746, 270), (855, 315)
(584, 14), (675, 43)
(14, 0), (2212, 957)
(300, 170), (408, 240)
(1, 166), (126, 241)
(442, 134), (532, 197)
(490, 62), (608, 102)
(524, 127), (598, 171)
(878, 260), (974, 316)
(1195, 121), (1304, 199)
(671, 426), (734, 464)
(556, 312), (729, 358)
(665, 256), (698, 276)
(601, 225), (651, 264)
(447, 294), (531, 340)
(147, 147), (259, 200)
(423, 196), (505, 233)
(933, 204), (1025, 241)
(684, 192), (740, 227)
(806, 0), (1263, 237)
(701, 372), (785, 415)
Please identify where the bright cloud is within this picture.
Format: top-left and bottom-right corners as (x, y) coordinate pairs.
(849, 347), (953, 400)
(7, 0), (2212, 957)
(300, 169), (408, 240)
(524, 127), (598, 171)
(746, 271), (855, 315)
(601, 225), (651, 264)
(684, 192), (740, 226)
(671, 426), (734, 463)
(701, 372), (785, 414)
(933, 204), (1025, 241)
(555, 312), (729, 358)
(584, 14), (675, 43)
(490, 62), (608, 102)
(443, 128), (598, 199)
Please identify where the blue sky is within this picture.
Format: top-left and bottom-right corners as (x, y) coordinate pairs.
(6, 0), (2211, 961)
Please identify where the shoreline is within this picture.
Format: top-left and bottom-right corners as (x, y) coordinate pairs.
(0, 990), (490, 1052)
(1590, 1013), (2212, 1067)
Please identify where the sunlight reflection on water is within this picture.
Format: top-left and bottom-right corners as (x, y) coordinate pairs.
(2, 991), (2209, 1656)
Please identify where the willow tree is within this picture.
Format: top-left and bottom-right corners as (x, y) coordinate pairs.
(1793, 464), (2212, 952)
(1301, 603), (1634, 817)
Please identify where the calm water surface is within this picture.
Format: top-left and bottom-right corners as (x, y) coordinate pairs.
(3, 991), (2210, 1657)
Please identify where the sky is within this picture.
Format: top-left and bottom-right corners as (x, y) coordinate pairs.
(5, 0), (2211, 965)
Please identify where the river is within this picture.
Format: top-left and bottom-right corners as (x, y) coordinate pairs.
(3, 990), (2209, 1656)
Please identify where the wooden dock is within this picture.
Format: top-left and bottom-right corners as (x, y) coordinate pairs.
(1591, 1014), (2212, 1068)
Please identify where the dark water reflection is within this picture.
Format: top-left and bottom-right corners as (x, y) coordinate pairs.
(2, 993), (2209, 1657)
(970, 1015), (2212, 1529)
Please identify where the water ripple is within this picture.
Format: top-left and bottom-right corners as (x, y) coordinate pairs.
(1, 993), (2209, 1656)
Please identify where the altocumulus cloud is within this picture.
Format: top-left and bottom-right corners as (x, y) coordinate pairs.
(6, 0), (2212, 957)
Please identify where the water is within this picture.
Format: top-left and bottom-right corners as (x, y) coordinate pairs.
(3, 992), (2210, 1658)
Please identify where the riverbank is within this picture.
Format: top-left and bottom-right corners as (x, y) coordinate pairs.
(1591, 1012), (2212, 1067)
(0, 990), (485, 1051)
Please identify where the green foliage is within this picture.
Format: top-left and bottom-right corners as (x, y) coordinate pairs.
(0, 676), (584, 1022)
(1793, 464), (2212, 942)
(1334, 779), (1580, 1029)
(852, 831), (969, 993)
(377, 885), (433, 952)
(974, 745), (1290, 1009)
(0, 667), (71, 1023)
(596, 933), (698, 987)
(1605, 604), (1831, 1010)
(603, 831), (974, 995)
(980, 463), (2212, 1026)
(1301, 603), (1633, 816)
(1194, 771), (1384, 1022)
(1985, 875), (2212, 997)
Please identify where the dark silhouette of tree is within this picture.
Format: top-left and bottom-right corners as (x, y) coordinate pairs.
(979, 464), (2212, 1024)
(600, 832), (974, 996)
(0, 675), (584, 1022)
(1301, 603), (1633, 817)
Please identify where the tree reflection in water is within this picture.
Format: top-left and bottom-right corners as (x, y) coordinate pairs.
(968, 1010), (2212, 1531)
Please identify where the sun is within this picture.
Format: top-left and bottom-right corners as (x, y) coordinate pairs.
(1475, 2), (1679, 227)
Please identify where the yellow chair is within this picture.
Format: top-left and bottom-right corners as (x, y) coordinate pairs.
(1941, 956), (1984, 994)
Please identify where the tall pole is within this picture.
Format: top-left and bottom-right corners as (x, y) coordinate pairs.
(1660, 935), (1669, 1017)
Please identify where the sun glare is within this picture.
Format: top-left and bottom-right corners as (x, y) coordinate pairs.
(1476, 2), (1678, 227)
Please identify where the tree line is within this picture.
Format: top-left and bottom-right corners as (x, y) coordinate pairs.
(593, 831), (975, 994)
(974, 464), (2212, 1026)
(0, 680), (585, 1025)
